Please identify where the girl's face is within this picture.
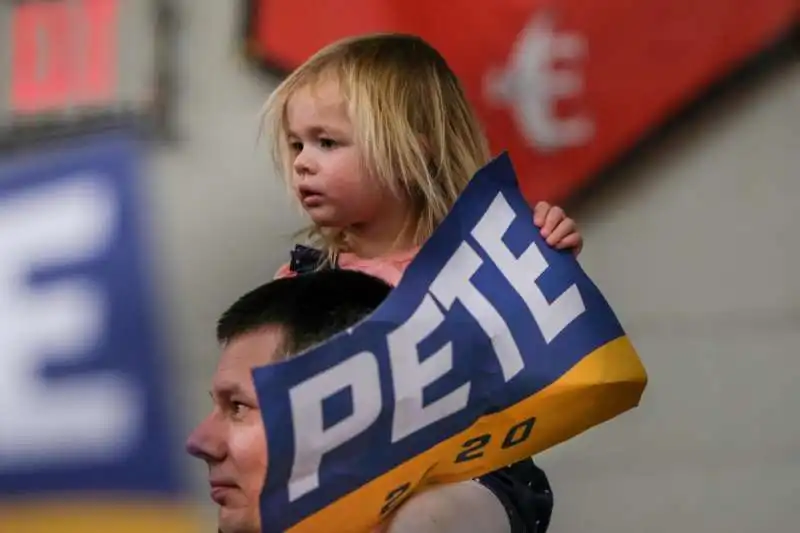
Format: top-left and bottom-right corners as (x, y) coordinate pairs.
(285, 80), (406, 236)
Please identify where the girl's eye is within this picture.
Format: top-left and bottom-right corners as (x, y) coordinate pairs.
(289, 141), (303, 152)
(319, 138), (337, 149)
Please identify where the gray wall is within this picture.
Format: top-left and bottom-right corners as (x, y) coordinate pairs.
(538, 62), (800, 532)
(151, 3), (799, 531)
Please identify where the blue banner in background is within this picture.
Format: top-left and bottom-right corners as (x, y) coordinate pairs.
(0, 133), (196, 532)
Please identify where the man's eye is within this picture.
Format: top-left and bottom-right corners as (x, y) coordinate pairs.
(231, 402), (249, 416)
(319, 138), (337, 149)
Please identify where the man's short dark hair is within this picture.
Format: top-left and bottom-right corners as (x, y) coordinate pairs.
(216, 270), (392, 358)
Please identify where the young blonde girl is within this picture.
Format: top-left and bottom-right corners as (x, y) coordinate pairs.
(262, 33), (566, 533)
(263, 33), (582, 285)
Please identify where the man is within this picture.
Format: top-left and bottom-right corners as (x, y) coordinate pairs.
(186, 269), (553, 533)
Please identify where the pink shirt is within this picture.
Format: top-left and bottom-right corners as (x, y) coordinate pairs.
(274, 247), (420, 286)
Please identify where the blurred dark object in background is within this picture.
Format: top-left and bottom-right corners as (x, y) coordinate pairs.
(0, 0), (178, 154)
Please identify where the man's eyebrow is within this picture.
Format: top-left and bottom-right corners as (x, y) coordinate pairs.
(210, 381), (247, 398)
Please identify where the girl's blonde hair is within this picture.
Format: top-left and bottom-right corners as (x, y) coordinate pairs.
(262, 33), (491, 253)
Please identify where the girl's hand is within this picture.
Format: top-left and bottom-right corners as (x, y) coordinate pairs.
(533, 201), (583, 256)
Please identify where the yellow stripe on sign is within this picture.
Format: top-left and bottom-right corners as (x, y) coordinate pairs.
(0, 499), (203, 533)
(288, 335), (647, 533)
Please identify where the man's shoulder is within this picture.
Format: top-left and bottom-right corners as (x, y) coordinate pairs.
(476, 459), (554, 533)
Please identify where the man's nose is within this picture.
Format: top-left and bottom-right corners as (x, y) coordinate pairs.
(186, 414), (226, 463)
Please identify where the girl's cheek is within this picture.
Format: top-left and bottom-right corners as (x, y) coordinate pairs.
(291, 183), (303, 200)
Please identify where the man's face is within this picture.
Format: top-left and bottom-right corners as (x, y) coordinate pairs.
(186, 326), (284, 533)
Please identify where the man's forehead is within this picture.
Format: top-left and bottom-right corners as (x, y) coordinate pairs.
(212, 326), (286, 392)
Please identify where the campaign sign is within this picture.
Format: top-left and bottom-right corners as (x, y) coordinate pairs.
(0, 134), (196, 532)
(254, 152), (648, 533)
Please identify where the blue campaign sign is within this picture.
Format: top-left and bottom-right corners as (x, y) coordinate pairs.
(254, 152), (648, 533)
(0, 134), (180, 498)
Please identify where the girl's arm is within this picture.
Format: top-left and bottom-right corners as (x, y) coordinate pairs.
(382, 482), (513, 533)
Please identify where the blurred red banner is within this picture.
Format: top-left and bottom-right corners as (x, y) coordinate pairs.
(10, 0), (118, 114)
(245, 0), (797, 203)
(0, 0), (176, 150)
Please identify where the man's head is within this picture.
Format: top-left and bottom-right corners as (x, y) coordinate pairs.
(185, 270), (392, 533)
